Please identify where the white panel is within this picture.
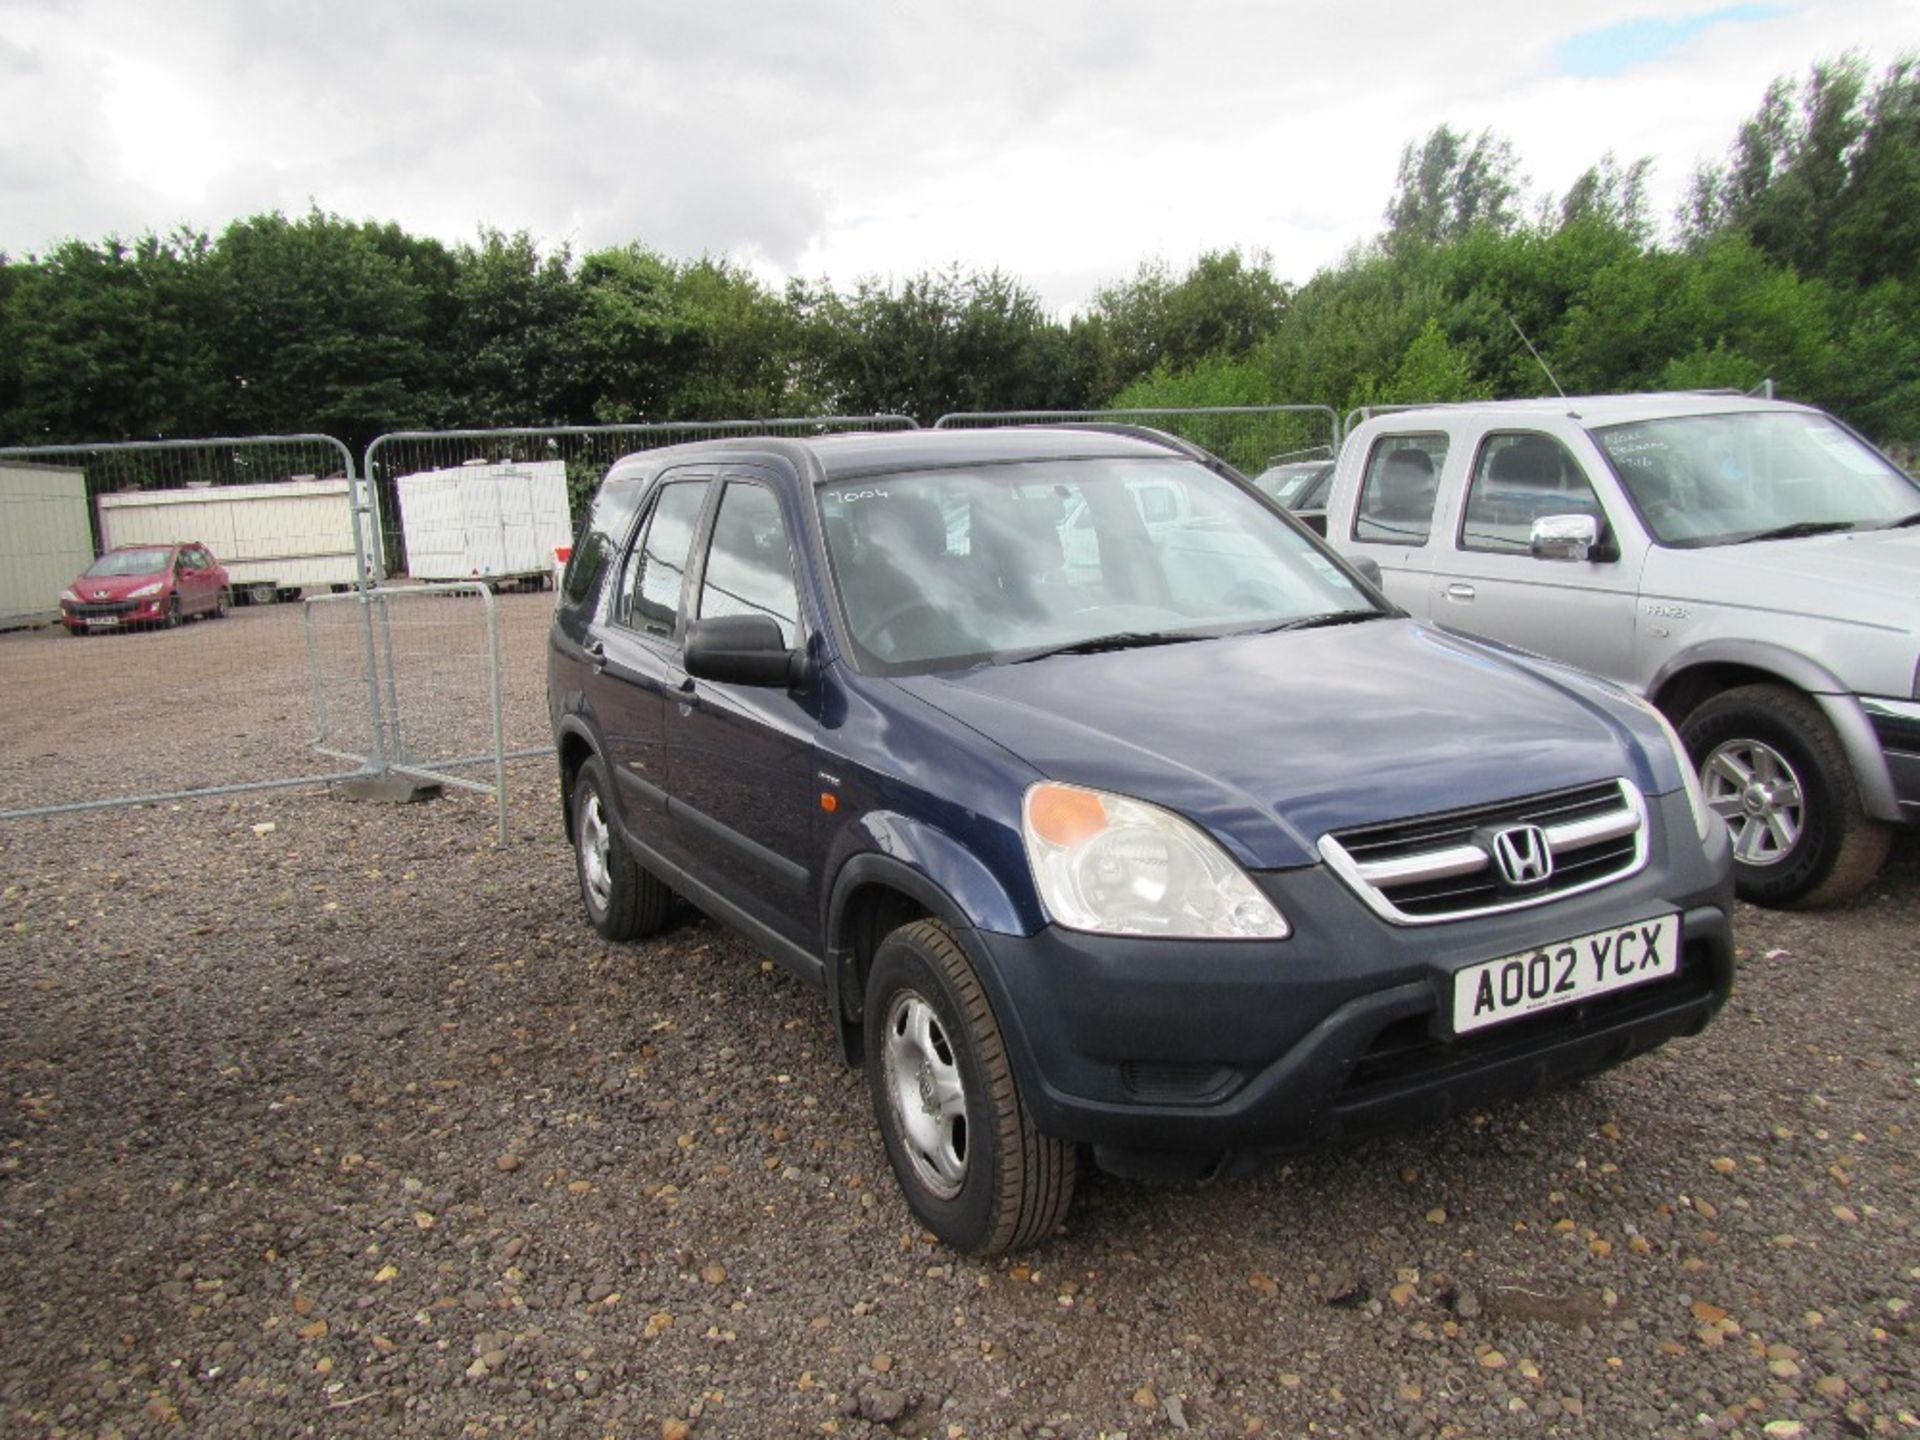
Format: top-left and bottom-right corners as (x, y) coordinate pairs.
(0, 464), (93, 626)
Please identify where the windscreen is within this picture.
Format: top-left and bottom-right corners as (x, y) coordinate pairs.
(818, 456), (1375, 673)
(1591, 410), (1920, 547)
(85, 548), (174, 577)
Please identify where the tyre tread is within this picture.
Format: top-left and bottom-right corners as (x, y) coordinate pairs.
(886, 919), (1076, 1254)
(1683, 683), (1890, 908)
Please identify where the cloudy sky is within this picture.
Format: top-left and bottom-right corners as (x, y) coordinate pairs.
(0, 0), (1911, 311)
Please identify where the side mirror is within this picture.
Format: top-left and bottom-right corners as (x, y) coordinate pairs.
(684, 614), (809, 688)
(1530, 513), (1601, 563)
(1348, 554), (1384, 587)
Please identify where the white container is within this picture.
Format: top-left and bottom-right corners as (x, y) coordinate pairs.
(394, 460), (573, 586)
(97, 477), (359, 604)
(0, 462), (93, 629)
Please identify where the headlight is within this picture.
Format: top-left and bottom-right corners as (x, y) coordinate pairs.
(59, 588), (79, 604)
(127, 582), (165, 599)
(1021, 781), (1290, 939)
(1624, 694), (1716, 843)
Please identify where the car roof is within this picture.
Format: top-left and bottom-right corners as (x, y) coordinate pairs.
(1362, 391), (1815, 429)
(607, 425), (1196, 484)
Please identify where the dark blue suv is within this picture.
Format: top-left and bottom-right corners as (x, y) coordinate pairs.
(549, 426), (1734, 1254)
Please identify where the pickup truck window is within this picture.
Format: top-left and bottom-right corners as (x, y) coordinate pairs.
(1460, 432), (1605, 554)
(1353, 435), (1447, 545)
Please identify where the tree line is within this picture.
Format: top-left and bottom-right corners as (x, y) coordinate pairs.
(0, 54), (1913, 462)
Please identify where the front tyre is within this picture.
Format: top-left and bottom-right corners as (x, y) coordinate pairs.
(1680, 683), (1890, 908)
(865, 919), (1076, 1255)
(570, 756), (671, 940)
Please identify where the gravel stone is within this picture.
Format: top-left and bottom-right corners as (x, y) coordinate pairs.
(2, 593), (1918, 1435)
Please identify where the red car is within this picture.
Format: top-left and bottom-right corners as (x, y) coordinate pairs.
(59, 543), (231, 634)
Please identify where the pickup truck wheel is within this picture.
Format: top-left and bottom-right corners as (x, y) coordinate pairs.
(571, 756), (671, 940)
(1680, 684), (1890, 908)
(865, 919), (1076, 1256)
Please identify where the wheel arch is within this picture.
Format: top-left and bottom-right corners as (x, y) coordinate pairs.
(1647, 641), (1899, 821)
(554, 720), (600, 844)
(822, 841), (1030, 1068)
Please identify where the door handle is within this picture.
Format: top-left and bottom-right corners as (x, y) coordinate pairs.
(674, 675), (699, 709)
(1444, 583), (1476, 602)
(584, 640), (607, 671)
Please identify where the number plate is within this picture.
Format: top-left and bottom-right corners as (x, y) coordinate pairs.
(91, 617), (119, 627)
(1452, 914), (1680, 1035)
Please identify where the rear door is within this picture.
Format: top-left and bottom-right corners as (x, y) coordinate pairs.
(593, 471), (714, 840)
(1338, 430), (1455, 617)
(1427, 427), (1647, 684)
(664, 471), (820, 948)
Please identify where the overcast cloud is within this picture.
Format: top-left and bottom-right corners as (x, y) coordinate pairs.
(0, 0), (1912, 311)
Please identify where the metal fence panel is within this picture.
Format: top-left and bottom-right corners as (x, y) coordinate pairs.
(305, 584), (527, 842)
(0, 435), (373, 816)
(933, 406), (1340, 477)
(363, 417), (917, 580)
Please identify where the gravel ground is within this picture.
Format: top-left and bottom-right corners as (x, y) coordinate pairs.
(2, 596), (1917, 1438)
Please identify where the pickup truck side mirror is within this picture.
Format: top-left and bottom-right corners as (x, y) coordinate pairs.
(1530, 514), (1604, 563)
(1348, 554), (1385, 588)
(684, 614), (810, 688)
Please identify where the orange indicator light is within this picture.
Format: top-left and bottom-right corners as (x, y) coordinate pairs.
(1028, 784), (1107, 846)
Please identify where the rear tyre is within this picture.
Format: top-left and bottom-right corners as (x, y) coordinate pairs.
(865, 919), (1076, 1255)
(248, 583), (276, 606)
(214, 588), (231, 619)
(570, 756), (671, 940)
(1680, 683), (1890, 908)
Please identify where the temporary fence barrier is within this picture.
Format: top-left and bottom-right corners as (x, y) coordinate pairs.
(305, 583), (518, 843)
(934, 405), (1341, 477)
(0, 435), (376, 818)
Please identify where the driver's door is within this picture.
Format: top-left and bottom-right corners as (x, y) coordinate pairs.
(1428, 428), (1647, 684)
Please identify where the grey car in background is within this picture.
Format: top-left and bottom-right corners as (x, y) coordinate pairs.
(1326, 393), (1920, 908)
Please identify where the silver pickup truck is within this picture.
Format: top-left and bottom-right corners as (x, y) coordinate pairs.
(1325, 392), (1920, 908)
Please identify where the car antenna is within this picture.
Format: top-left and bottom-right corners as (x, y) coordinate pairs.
(1507, 314), (1566, 397)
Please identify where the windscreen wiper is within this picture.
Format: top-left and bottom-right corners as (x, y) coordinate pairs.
(1881, 511), (1920, 529)
(1735, 520), (1863, 543)
(1007, 631), (1206, 664)
(1256, 609), (1385, 634)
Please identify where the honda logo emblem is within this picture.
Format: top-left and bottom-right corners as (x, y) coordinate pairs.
(1492, 824), (1553, 886)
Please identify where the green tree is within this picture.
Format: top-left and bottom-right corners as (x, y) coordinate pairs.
(1086, 249), (1289, 395)
(446, 228), (582, 426)
(203, 209), (450, 454)
(1, 231), (222, 444)
(1385, 126), (1523, 249)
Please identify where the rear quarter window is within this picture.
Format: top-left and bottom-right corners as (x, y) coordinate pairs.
(562, 479), (646, 610)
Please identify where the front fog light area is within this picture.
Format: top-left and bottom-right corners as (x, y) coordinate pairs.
(1022, 782), (1289, 940)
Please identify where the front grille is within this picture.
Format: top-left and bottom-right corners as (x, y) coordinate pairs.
(68, 601), (137, 619)
(1319, 779), (1647, 924)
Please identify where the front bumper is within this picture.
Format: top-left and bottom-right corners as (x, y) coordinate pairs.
(61, 597), (168, 630)
(1864, 698), (1920, 824)
(964, 790), (1734, 1175)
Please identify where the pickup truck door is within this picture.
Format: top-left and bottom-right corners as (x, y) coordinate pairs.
(1334, 431), (1455, 618)
(1427, 429), (1647, 686)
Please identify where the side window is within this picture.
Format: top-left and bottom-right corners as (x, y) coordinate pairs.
(621, 481), (710, 637)
(1460, 433), (1603, 554)
(1353, 435), (1447, 544)
(563, 480), (644, 609)
(697, 482), (801, 647)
